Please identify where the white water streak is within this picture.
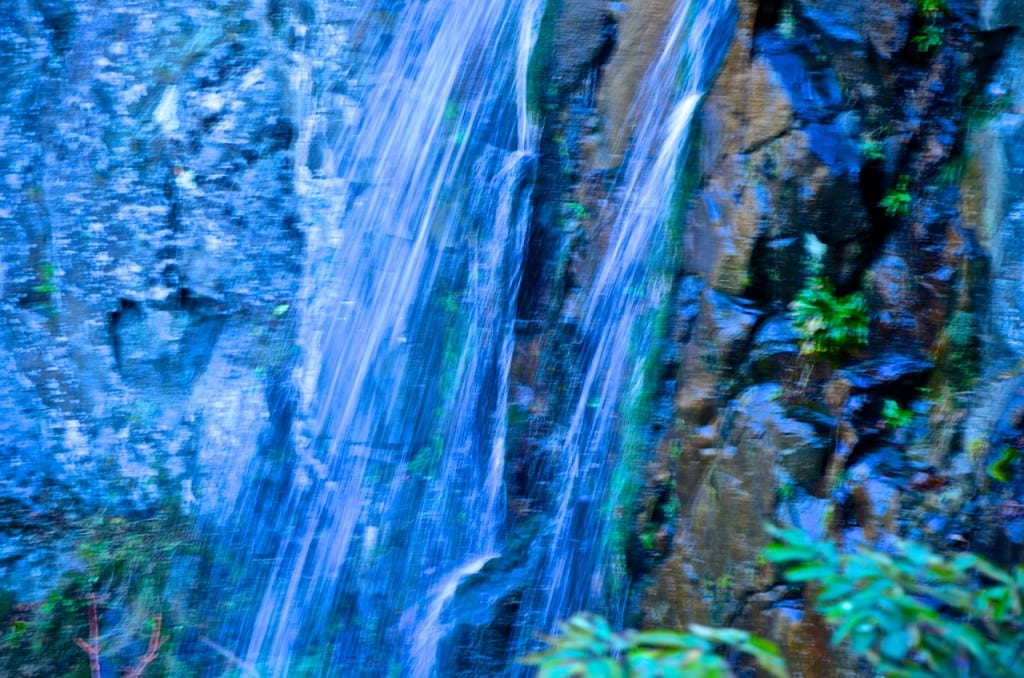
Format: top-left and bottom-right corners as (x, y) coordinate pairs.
(235, 1), (542, 674)
(523, 0), (733, 636)
(410, 553), (497, 678)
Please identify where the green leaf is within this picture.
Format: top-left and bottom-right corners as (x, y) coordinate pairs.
(783, 561), (836, 582)
(849, 624), (878, 656)
(741, 636), (792, 678)
(537, 660), (587, 678)
(988, 447), (1020, 482)
(762, 543), (815, 564)
(687, 624), (749, 646)
(631, 630), (697, 649)
(816, 579), (856, 604)
(880, 629), (912, 660)
(582, 658), (626, 678)
(956, 553), (1015, 585)
(832, 610), (872, 647)
(951, 625), (989, 661)
(625, 653), (661, 678)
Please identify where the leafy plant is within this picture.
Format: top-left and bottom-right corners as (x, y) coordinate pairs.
(880, 176), (912, 216)
(915, 0), (946, 17)
(860, 137), (885, 162)
(790, 277), (869, 361)
(913, 23), (944, 52)
(777, 3), (797, 40)
(33, 261), (57, 295)
(912, 0), (946, 53)
(764, 525), (1024, 677)
(0, 514), (196, 676)
(989, 446), (1021, 483)
(521, 613), (789, 678)
(881, 398), (914, 429)
(528, 529), (1024, 678)
(75, 595), (163, 678)
(564, 201), (587, 221)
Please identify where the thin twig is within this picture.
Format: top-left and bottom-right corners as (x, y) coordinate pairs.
(74, 594), (101, 678)
(124, 613), (163, 678)
(198, 635), (261, 677)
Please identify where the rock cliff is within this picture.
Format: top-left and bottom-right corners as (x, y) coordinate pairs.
(512, 0), (1024, 671)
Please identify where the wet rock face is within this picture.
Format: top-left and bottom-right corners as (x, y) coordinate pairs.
(2, 0), (1022, 670)
(510, 3), (1008, 660)
(980, 0), (1024, 29)
(794, 0), (914, 57)
(980, 378), (1024, 545)
(966, 29), (1024, 368)
(962, 18), (1024, 561)
(598, 0), (680, 164)
(690, 9), (876, 296)
(0, 0), (302, 595)
(640, 0), (1021, 669)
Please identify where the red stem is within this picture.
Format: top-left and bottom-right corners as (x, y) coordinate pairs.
(124, 613), (162, 678)
(74, 594), (101, 678)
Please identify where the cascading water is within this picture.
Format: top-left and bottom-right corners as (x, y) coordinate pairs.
(196, 0), (738, 673)
(508, 0), (735, 660)
(207, 1), (543, 675)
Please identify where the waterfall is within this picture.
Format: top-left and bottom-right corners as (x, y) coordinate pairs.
(509, 0), (735, 658)
(211, 1), (543, 675)
(201, 0), (736, 673)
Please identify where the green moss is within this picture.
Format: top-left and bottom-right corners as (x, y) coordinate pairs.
(525, 0), (561, 117)
(778, 2), (797, 40)
(939, 310), (980, 391)
(601, 276), (676, 596)
(666, 115), (703, 256)
(409, 433), (445, 479)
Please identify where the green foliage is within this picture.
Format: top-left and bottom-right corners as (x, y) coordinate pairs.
(913, 23), (944, 52)
(989, 446), (1021, 483)
(915, 0), (947, 16)
(777, 3), (797, 40)
(790, 277), (869, 361)
(912, 0), (946, 53)
(0, 514), (198, 676)
(564, 201), (587, 221)
(881, 399), (914, 429)
(939, 310), (980, 390)
(33, 261), (57, 295)
(764, 525), (1024, 677)
(530, 530), (1024, 678)
(859, 137), (885, 162)
(880, 176), (912, 216)
(521, 613), (789, 678)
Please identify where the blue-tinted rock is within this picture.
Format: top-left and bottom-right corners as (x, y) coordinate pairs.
(756, 32), (842, 123)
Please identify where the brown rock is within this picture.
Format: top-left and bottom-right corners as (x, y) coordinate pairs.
(742, 57), (795, 151)
(598, 0), (681, 164)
